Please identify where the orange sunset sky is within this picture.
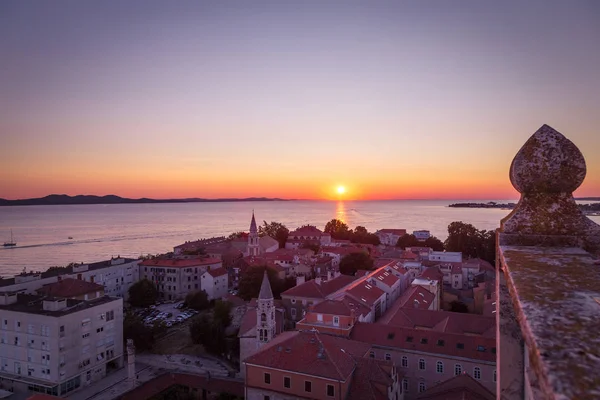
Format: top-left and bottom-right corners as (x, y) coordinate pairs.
(1, 2), (599, 201)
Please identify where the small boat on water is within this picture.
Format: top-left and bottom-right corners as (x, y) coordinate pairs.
(3, 230), (16, 247)
(68, 236), (73, 240)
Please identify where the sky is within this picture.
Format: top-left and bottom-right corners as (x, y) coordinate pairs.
(1, 1), (599, 201)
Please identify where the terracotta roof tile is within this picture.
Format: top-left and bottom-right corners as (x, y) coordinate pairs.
(244, 331), (370, 380)
(351, 323), (496, 362)
(416, 373), (495, 400)
(37, 278), (103, 298)
(205, 267), (228, 278)
(382, 308), (496, 338)
(281, 275), (356, 299)
(348, 358), (396, 400)
(344, 280), (385, 307)
(310, 299), (354, 316)
(139, 257), (221, 268)
(372, 269), (400, 287)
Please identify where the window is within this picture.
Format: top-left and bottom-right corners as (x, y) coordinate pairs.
(327, 384), (335, 397)
(106, 311), (114, 321)
(304, 381), (312, 393)
(385, 353), (391, 361)
(333, 316), (339, 326)
(419, 359), (425, 370)
(494, 369), (497, 382)
(264, 372), (270, 384)
(291, 299), (296, 304)
(402, 378), (408, 393)
(96, 327), (104, 333)
(456, 343), (464, 349)
(420, 338), (428, 344)
(317, 314), (323, 322)
(406, 336), (413, 342)
(82, 333), (90, 339)
(419, 382), (426, 393)
(263, 396), (270, 400)
(436, 361), (444, 373)
(369, 351), (375, 358)
(436, 339), (445, 346)
(474, 367), (481, 380)
(290, 308), (297, 319)
(284, 376), (291, 388)
(455, 364), (462, 376)
(401, 356), (408, 367)
(477, 345), (486, 352)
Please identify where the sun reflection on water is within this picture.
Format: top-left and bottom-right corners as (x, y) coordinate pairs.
(336, 201), (347, 224)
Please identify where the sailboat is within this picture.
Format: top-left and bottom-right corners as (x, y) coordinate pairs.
(3, 230), (16, 247)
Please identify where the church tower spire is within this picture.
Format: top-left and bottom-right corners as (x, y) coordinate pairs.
(256, 270), (275, 348)
(248, 210), (260, 256)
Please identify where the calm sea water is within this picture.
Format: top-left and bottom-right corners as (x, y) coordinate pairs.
(1, 200), (598, 277)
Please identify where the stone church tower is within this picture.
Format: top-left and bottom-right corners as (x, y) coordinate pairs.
(256, 271), (275, 349)
(248, 211), (260, 256)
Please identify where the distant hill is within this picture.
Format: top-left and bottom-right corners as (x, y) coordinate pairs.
(0, 194), (293, 207)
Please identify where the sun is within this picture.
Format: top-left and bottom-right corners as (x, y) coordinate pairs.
(337, 186), (346, 195)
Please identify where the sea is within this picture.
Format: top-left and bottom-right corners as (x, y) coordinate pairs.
(1, 200), (598, 277)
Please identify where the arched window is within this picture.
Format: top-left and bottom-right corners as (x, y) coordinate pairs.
(418, 359), (425, 370)
(401, 356), (408, 368)
(474, 367), (481, 380)
(418, 382), (426, 393)
(261, 313), (266, 322)
(493, 369), (497, 382)
(454, 364), (462, 376)
(436, 361), (444, 374)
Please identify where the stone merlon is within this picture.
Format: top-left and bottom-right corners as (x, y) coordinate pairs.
(497, 124), (600, 400)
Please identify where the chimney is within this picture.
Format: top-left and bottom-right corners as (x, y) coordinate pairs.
(315, 277), (321, 285)
(327, 270), (333, 281)
(126, 339), (136, 388)
(296, 275), (305, 286)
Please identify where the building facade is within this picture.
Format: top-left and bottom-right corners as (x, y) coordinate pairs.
(0, 293), (123, 398)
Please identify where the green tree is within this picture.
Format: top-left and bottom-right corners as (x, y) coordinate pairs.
(339, 252), (374, 276)
(189, 314), (229, 357)
(213, 300), (232, 328)
(396, 234), (421, 249)
(424, 236), (445, 251)
(258, 221), (290, 248)
(123, 312), (165, 351)
(185, 290), (210, 311)
(237, 266), (285, 300)
(351, 226), (380, 245)
(227, 231), (245, 240)
(128, 279), (158, 308)
(445, 222), (496, 264)
(301, 241), (321, 254)
(324, 219), (352, 240)
(449, 301), (469, 313)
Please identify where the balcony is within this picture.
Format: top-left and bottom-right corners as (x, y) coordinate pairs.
(496, 125), (600, 399)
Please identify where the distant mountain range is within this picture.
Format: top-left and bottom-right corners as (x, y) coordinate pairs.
(0, 194), (294, 206)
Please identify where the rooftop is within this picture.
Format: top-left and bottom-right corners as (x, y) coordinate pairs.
(281, 274), (356, 299)
(204, 267), (228, 278)
(416, 373), (495, 400)
(351, 323), (496, 363)
(37, 278), (104, 298)
(0, 293), (120, 317)
(244, 330), (370, 381)
(139, 256), (221, 268)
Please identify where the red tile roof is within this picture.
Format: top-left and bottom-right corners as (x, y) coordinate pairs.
(139, 257), (221, 268)
(244, 331), (370, 380)
(117, 373), (244, 400)
(379, 287), (435, 323)
(289, 226), (329, 236)
(382, 308), (496, 337)
(376, 229), (407, 235)
(416, 373), (495, 400)
(340, 296), (372, 319)
(37, 278), (103, 298)
(348, 357), (396, 400)
(345, 280), (385, 307)
(350, 323), (496, 362)
(372, 269), (399, 287)
(419, 267), (444, 281)
(400, 251), (419, 260)
(451, 264), (463, 274)
(205, 267), (228, 278)
(281, 275), (356, 299)
(310, 299), (354, 316)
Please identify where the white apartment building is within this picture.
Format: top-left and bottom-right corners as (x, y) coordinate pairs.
(0, 292), (123, 398)
(139, 257), (223, 301)
(412, 230), (431, 241)
(71, 257), (139, 300)
(428, 251), (462, 263)
(200, 267), (228, 300)
(0, 257), (139, 301)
